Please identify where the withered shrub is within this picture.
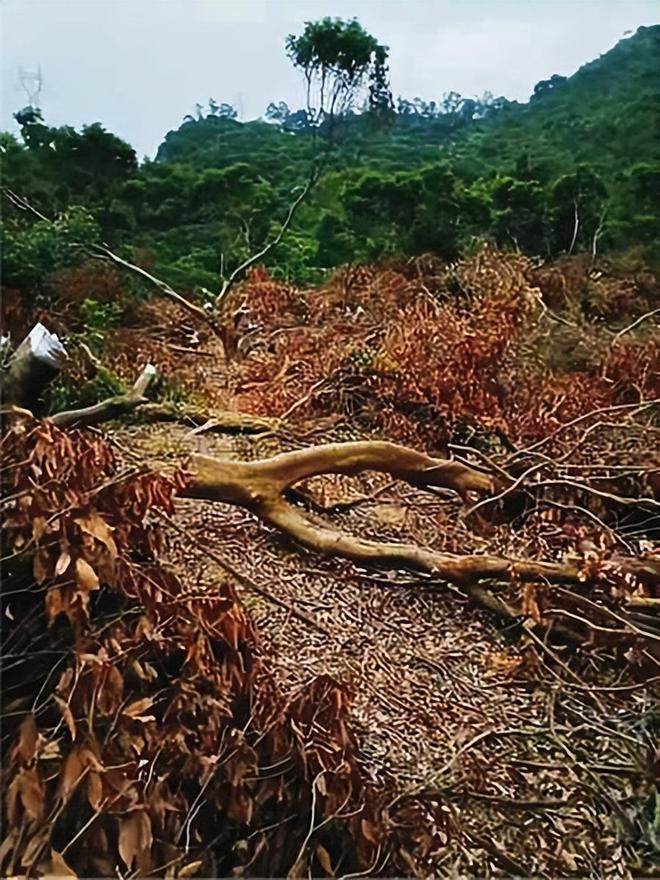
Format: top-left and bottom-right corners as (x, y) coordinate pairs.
(2, 417), (431, 878)
(233, 248), (659, 450)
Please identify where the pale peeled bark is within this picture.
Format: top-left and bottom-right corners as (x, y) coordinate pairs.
(182, 441), (584, 587)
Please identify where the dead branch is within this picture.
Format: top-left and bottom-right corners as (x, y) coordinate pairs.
(50, 364), (157, 428)
(88, 244), (221, 335)
(2, 188), (221, 339)
(215, 172), (316, 313)
(610, 308), (660, 344)
(507, 399), (659, 463)
(137, 402), (278, 434)
(181, 441), (589, 587)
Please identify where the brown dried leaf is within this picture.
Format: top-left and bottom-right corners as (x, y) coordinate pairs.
(59, 748), (86, 799)
(33, 549), (50, 585)
(54, 696), (76, 741)
(43, 849), (78, 879)
(0, 827), (19, 873)
(55, 548), (72, 577)
(522, 583), (542, 623)
(74, 513), (117, 558)
(316, 844), (334, 876)
(81, 748), (105, 773)
(32, 515), (48, 542)
(87, 772), (103, 810)
(122, 697), (154, 718)
(361, 818), (380, 845)
(45, 586), (67, 624)
(19, 767), (45, 820)
(19, 825), (50, 872)
(118, 809), (152, 871)
(97, 664), (124, 714)
(178, 861), (203, 878)
(75, 557), (100, 592)
(15, 713), (38, 763)
(6, 775), (21, 825)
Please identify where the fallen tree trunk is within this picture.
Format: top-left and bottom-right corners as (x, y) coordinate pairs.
(49, 364), (157, 428)
(181, 441), (588, 586)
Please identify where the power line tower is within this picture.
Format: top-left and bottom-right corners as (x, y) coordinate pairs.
(19, 65), (43, 109)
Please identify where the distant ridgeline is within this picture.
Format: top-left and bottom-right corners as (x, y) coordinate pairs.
(2, 25), (659, 296)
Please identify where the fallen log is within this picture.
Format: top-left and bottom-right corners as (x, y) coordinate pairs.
(181, 441), (587, 586)
(49, 364), (157, 428)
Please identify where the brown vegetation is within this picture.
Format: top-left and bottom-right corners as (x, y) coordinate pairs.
(1, 248), (658, 877)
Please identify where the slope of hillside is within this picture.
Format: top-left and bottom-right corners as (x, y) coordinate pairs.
(2, 27), (658, 299)
(144, 24), (660, 281)
(454, 24), (660, 179)
(155, 25), (660, 180)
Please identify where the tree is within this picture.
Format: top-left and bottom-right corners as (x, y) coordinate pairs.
(2, 205), (101, 293)
(551, 164), (608, 254)
(491, 175), (548, 254)
(285, 17), (392, 131)
(315, 210), (356, 265)
(13, 105), (43, 127)
(217, 102), (238, 119)
(531, 73), (568, 102)
(265, 101), (291, 124)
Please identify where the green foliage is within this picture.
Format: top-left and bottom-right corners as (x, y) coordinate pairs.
(48, 365), (125, 413)
(2, 24), (658, 297)
(1, 206), (100, 292)
(286, 18), (392, 125)
(550, 165), (608, 253)
(80, 298), (124, 329)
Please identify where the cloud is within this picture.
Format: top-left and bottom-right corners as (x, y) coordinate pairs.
(1, 0), (657, 157)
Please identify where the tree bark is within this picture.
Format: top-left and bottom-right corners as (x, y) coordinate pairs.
(181, 441), (586, 587)
(0, 323), (68, 407)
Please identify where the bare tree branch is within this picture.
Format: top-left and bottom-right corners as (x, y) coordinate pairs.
(180, 441), (592, 587)
(87, 243), (220, 333)
(50, 364), (157, 428)
(2, 188), (222, 338)
(215, 171), (317, 313)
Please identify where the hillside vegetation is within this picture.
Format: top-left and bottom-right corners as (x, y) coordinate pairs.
(2, 25), (659, 299)
(1, 17), (659, 880)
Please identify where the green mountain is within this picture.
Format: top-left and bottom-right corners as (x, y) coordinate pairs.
(453, 24), (660, 178)
(2, 26), (659, 298)
(146, 23), (660, 278)
(155, 25), (660, 178)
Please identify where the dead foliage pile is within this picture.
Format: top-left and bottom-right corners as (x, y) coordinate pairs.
(2, 417), (446, 878)
(2, 247), (658, 878)
(232, 248), (658, 450)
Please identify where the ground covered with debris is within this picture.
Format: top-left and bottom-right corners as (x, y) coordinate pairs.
(121, 420), (659, 878)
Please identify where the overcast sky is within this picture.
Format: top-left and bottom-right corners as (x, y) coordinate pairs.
(1, 0), (657, 158)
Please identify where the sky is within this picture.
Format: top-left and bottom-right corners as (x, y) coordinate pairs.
(1, 0), (658, 159)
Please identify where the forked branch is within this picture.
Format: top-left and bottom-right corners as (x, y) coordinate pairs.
(182, 441), (588, 587)
(215, 174), (316, 313)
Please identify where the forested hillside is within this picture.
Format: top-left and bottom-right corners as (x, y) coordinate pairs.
(2, 25), (659, 298)
(1, 15), (659, 880)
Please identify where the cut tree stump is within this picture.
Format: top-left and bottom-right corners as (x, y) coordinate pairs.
(0, 323), (67, 407)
